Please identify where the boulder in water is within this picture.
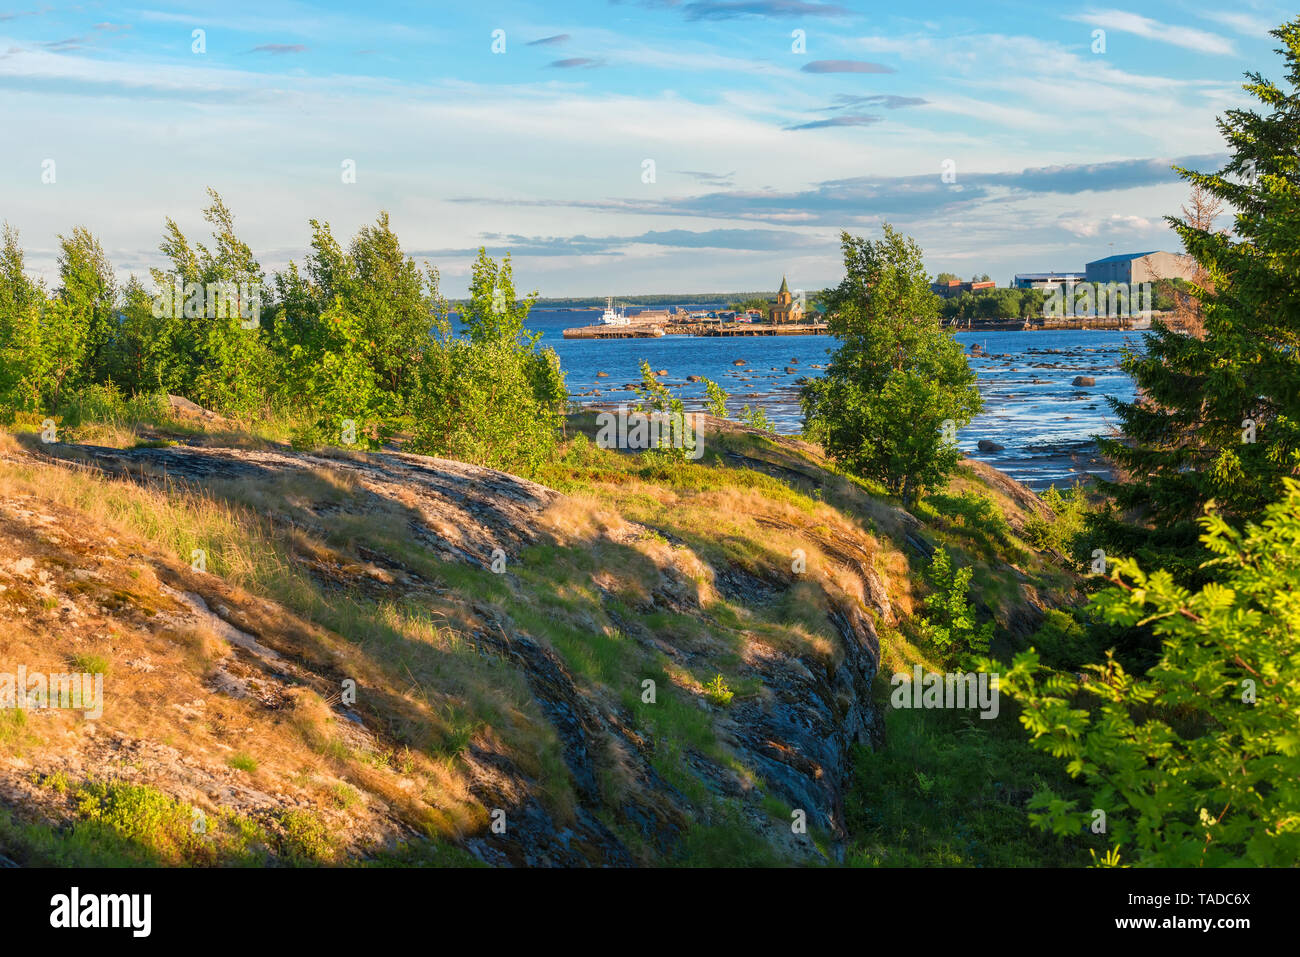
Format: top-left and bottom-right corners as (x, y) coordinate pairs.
(977, 439), (1005, 452)
(1071, 376), (1095, 387)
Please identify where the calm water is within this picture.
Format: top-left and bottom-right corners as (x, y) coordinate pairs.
(506, 308), (1146, 490)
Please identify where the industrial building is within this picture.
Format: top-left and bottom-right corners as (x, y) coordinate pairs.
(1084, 251), (1196, 284)
(1013, 272), (1086, 290)
(930, 279), (996, 297)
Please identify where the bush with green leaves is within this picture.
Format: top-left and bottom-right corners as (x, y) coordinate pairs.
(279, 298), (394, 450)
(996, 480), (1300, 866)
(407, 249), (566, 476)
(738, 403), (775, 433)
(702, 378), (729, 418)
(1024, 483), (1094, 562)
(916, 547), (993, 663)
(628, 360), (698, 459)
(409, 337), (564, 475)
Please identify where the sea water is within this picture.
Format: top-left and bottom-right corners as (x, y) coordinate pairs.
(504, 309), (1145, 490)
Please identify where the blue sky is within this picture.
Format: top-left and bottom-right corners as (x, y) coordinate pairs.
(0, 1), (1286, 296)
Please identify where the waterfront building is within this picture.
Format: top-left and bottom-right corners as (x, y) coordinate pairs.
(931, 279), (997, 297)
(769, 276), (804, 324)
(1084, 251), (1196, 284)
(1014, 271), (1086, 290)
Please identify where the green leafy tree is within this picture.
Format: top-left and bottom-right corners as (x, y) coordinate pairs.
(408, 249), (565, 476)
(458, 249), (536, 346)
(103, 274), (194, 398)
(997, 481), (1300, 866)
(152, 189), (272, 417)
(728, 296), (768, 314)
(54, 227), (117, 388)
(270, 215), (444, 429)
(801, 226), (982, 507)
(282, 299), (393, 449)
(0, 224), (47, 412)
(1092, 19), (1300, 582)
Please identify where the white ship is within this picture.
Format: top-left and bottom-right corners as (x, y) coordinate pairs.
(599, 297), (630, 326)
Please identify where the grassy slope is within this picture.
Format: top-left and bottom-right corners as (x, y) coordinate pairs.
(0, 406), (1093, 866)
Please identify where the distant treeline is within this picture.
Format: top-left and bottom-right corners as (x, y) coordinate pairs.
(936, 282), (1185, 321)
(523, 292), (771, 308)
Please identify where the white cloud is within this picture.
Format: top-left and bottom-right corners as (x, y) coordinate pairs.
(1197, 10), (1279, 38)
(1065, 9), (1237, 56)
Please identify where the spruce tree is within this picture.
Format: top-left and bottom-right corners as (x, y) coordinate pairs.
(1093, 18), (1300, 582)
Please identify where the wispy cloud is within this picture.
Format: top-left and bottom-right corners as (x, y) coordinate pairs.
(785, 113), (881, 129)
(527, 33), (571, 46)
(420, 226), (829, 257)
(632, 0), (853, 20)
(681, 0), (852, 19)
(548, 56), (604, 68)
(455, 154), (1227, 225)
(802, 59), (895, 74)
(678, 169), (738, 185)
(1066, 9), (1237, 56)
(42, 37), (88, 52)
(1197, 10), (1277, 38)
(250, 44), (309, 55)
(1057, 212), (1157, 238)
(820, 93), (927, 110)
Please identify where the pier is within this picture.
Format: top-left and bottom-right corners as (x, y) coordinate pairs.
(562, 324), (665, 339)
(685, 322), (828, 337)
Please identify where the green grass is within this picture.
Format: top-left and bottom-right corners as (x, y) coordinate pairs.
(68, 652), (111, 676)
(844, 684), (1095, 867)
(0, 778), (354, 867)
(228, 752), (258, 773)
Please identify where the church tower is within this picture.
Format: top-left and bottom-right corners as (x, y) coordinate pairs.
(769, 276), (801, 324)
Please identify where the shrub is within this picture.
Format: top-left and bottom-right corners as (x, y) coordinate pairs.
(996, 480), (1300, 866)
(702, 378), (729, 418)
(627, 360), (699, 460)
(916, 547), (993, 663)
(738, 403), (775, 433)
(703, 674), (734, 706)
(1025, 483), (1093, 561)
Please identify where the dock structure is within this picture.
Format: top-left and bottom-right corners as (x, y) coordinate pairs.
(562, 324), (665, 339)
(562, 320), (829, 340)
(678, 321), (828, 337)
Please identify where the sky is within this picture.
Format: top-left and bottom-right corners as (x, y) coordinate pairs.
(0, 1), (1288, 297)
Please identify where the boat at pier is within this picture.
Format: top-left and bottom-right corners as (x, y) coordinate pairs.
(598, 298), (630, 326)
